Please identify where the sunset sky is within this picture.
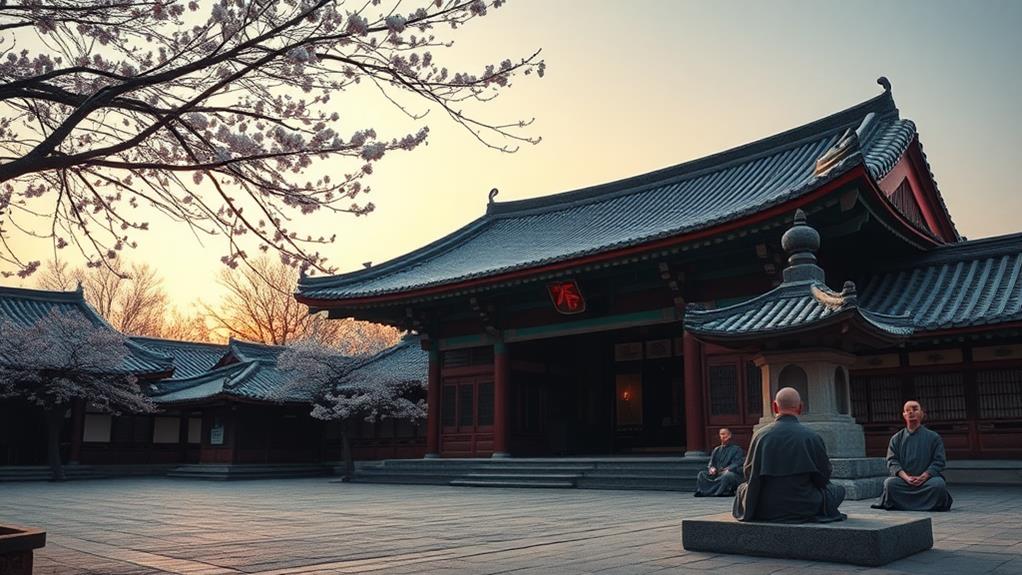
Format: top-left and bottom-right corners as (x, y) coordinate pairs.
(7, 0), (1022, 314)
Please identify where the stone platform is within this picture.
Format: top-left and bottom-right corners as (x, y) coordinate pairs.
(682, 512), (933, 567)
(831, 457), (888, 500)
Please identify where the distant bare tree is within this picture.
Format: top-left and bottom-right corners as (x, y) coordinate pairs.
(36, 260), (79, 291)
(160, 307), (219, 343)
(35, 260), (168, 336)
(207, 256), (398, 351)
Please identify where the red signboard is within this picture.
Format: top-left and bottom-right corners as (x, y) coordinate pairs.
(547, 280), (586, 314)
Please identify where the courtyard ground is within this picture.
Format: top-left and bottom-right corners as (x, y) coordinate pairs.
(1, 479), (1020, 575)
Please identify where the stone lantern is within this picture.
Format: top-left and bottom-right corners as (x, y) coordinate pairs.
(684, 210), (914, 497)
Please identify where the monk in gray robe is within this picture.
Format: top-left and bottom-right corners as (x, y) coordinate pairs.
(733, 387), (846, 523)
(694, 428), (744, 497)
(872, 400), (953, 511)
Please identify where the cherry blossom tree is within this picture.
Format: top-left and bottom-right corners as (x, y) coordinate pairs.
(277, 339), (425, 478)
(0, 0), (544, 278)
(0, 309), (154, 480)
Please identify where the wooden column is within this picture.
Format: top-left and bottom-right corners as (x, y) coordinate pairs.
(683, 330), (707, 456)
(425, 342), (441, 458)
(492, 340), (510, 458)
(68, 400), (85, 465)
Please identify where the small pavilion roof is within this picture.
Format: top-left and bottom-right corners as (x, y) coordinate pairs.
(130, 337), (228, 380)
(684, 280), (914, 343)
(299, 81), (952, 304)
(860, 232), (1022, 332)
(684, 210), (914, 348)
(0, 285), (173, 375)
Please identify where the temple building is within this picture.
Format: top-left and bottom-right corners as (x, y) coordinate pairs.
(296, 79), (1022, 460)
(0, 285), (426, 471)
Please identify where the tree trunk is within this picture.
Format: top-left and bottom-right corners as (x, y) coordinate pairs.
(340, 420), (354, 481)
(44, 406), (66, 482)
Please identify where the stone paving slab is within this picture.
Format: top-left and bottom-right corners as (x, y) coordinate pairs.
(0, 479), (1020, 574)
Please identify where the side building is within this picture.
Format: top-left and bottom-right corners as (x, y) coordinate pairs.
(296, 80), (1022, 460)
(0, 286), (427, 471)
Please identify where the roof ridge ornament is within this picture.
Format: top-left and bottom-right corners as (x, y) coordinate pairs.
(488, 187), (499, 205)
(814, 127), (860, 177)
(841, 280), (858, 306)
(877, 76), (892, 93)
(781, 210), (825, 283)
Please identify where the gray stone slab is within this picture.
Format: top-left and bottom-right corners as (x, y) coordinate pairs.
(831, 457), (887, 478)
(682, 512), (933, 567)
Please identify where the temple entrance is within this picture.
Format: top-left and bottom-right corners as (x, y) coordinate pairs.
(504, 325), (686, 456)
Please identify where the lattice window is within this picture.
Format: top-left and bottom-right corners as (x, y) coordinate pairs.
(458, 385), (475, 427)
(477, 381), (495, 426)
(708, 364), (739, 416)
(442, 347), (494, 369)
(441, 386), (456, 426)
(746, 361), (763, 417)
(914, 372), (967, 421)
(976, 369), (1022, 419)
(851, 375), (902, 423)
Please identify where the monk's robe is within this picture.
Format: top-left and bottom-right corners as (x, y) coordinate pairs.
(732, 414), (846, 523)
(694, 443), (745, 497)
(872, 425), (953, 511)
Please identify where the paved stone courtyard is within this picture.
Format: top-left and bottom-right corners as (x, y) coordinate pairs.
(1, 479), (1020, 575)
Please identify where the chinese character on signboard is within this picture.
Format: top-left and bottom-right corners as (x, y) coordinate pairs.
(547, 280), (586, 314)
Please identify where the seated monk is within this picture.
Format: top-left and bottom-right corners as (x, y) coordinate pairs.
(733, 387), (846, 523)
(871, 400), (953, 511)
(694, 427), (744, 497)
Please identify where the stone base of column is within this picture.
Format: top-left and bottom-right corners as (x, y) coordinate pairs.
(683, 451), (710, 459)
(755, 417), (866, 458)
(831, 457), (888, 500)
(491, 452), (511, 459)
(423, 453), (440, 459)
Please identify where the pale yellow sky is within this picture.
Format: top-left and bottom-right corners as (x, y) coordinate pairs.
(6, 0), (1022, 311)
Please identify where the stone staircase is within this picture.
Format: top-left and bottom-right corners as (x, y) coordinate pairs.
(351, 457), (708, 491)
(0, 464), (175, 481)
(166, 463), (334, 480)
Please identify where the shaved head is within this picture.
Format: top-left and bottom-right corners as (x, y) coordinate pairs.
(775, 387), (802, 409)
(771, 386), (803, 417)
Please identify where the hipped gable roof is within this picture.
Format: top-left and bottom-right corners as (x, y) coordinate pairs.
(299, 84), (950, 304)
(130, 337), (227, 380)
(0, 285), (173, 375)
(860, 232), (1022, 332)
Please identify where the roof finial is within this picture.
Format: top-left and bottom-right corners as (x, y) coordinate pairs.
(780, 209), (824, 283)
(877, 76), (891, 93)
(488, 187), (499, 205)
(74, 280), (83, 294)
(362, 261), (372, 269)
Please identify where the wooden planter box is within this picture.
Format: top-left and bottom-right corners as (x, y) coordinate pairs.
(0, 525), (46, 575)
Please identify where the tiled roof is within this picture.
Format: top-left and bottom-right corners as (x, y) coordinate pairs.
(151, 337), (426, 404)
(860, 233), (1022, 332)
(684, 281), (914, 339)
(130, 337), (227, 380)
(227, 338), (287, 364)
(0, 285), (173, 375)
(151, 339), (322, 404)
(299, 89), (922, 302)
(338, 335), (427, 390)
(150, 358), (314, 404)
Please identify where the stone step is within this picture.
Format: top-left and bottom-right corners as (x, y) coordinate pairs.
(463, 473), (582, 481)
(167, 464), (332, 481)
(348, 473), (453, 485)
(578, 477), (696, 492)
(450, 479), (575, 489)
